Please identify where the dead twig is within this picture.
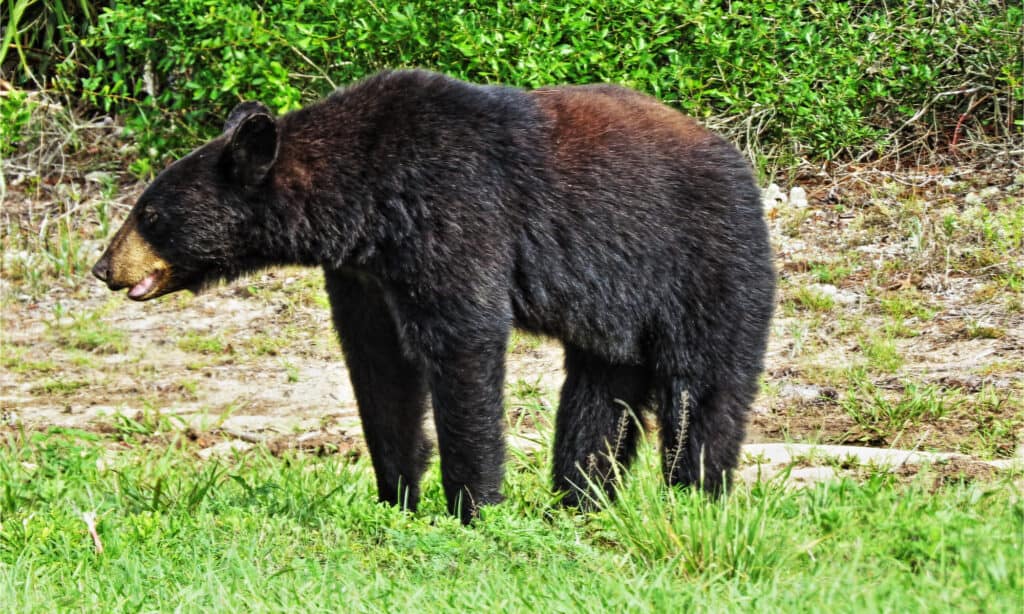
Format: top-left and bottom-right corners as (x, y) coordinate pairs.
(950, 93), (992, 154)
(218, 428), (268, 444)
(81, 511), (103, 554)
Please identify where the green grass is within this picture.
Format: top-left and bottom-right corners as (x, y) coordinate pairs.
(810, 261), (855, 285)
(29, 378), (90, 396)
(508, 331), (546, 353)
(0, 429), (1019, 612)
(879, 291), (936, 323)
(790, 287), (837, 313)
(0, 346), (57, 375)
(46, 305), (128, 355)
(841, 380), (961, 434)
(964, 319), (1007, 340)
(860, 334), (903, 374)
(177, 332), (230, 355)
(245, 332), (289, 356)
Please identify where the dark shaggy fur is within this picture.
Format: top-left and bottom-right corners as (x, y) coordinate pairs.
(95, 70), (775, 523)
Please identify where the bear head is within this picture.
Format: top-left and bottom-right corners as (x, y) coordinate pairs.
(92, 101), (281, 300)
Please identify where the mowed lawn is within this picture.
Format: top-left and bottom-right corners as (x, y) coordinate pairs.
(0, 428), (1020, 613)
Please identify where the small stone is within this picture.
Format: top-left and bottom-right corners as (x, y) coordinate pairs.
(778, 384), (822, 403)
(197, 439), (253, 460)
(85, 171), (114, 184)
(1013, 173), (1024, 186)
(979, 186), (1000, 199)
(964, 192), (982, 205)
(761, 183), (787, 210)
(507, 433), (543, 453)
(808, 283), (858, 305)
(788, 186), (808, 209)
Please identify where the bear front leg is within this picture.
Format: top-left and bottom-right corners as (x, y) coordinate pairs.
(324, 270), (432, 511)
(427, 334), (509, 524)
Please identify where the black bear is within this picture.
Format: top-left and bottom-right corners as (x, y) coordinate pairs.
(93, 70), (775, 523)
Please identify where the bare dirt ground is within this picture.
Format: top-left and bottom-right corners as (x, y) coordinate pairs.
(2, 148), (1022, 483)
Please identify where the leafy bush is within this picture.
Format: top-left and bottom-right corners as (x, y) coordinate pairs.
(14, 1), (1024, 172)
(1, 0), (103, 84)
(0, 90), (35, 157)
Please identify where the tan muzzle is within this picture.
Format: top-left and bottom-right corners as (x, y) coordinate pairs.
(92, 214), (172, 300)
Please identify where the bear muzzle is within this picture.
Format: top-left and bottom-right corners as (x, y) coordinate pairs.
(92, 216), (173, 301)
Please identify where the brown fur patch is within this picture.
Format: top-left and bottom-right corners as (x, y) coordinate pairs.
(272, 157), (311, 197)
(530, 85), (709, 171)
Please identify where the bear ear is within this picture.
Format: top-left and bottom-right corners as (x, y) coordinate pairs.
(224, 101), (273, 133)
(225, 102), (278, 187)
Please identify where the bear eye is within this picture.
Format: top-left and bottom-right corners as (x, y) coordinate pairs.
(140, 205), (160, 227)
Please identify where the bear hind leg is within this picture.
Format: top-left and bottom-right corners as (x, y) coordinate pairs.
(656, 377), (751, 495)
(552, 346), (650, 508)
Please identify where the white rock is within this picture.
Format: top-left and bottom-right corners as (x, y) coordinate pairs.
(197, 439), (253, 460)
(742, 443), (982, 468)
(788, 186), (809, 209)
(507, 433), (543, 454)
(778, 384), (822, 403)
(964, 192), (983, 205)
(737, 443), (1023, 486)
(85, 171), (114, 184)
(761, 183), (787, 209)
(808, 283), (858, 305)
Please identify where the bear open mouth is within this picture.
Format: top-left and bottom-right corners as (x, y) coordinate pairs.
(127, 270), (165, 300)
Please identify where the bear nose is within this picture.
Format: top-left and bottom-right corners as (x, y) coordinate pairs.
(92, 256), (111, 283)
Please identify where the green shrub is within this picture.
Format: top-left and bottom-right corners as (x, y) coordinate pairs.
(13, 1), (1024, 173)
(1, 0), (103, 85)
(0, 89), (35, 157)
